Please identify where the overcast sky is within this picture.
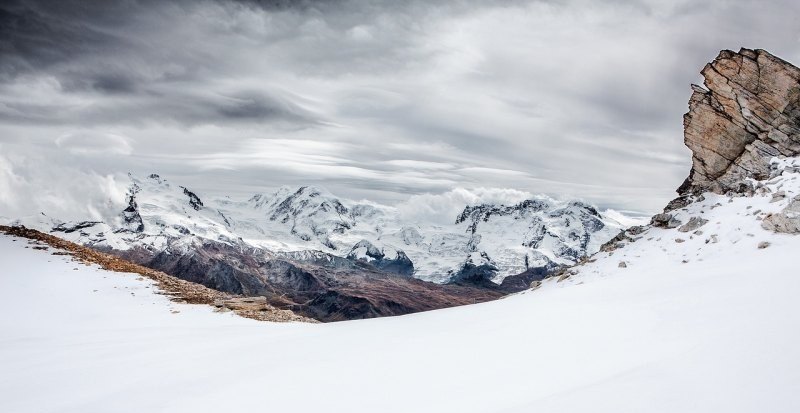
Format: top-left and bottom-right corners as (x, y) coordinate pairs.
(1, 0), (799, 221)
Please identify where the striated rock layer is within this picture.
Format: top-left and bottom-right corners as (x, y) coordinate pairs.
(680, 48), (800, 195)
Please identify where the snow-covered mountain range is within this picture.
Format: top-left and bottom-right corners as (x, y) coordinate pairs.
(12, 174), (626, 285)
(5, 156), (800, 411)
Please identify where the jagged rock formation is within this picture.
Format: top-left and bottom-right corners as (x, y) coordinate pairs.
(620, 48), (800, 245)
(680, 48), (800, 195)
(602, 48), (800, 253)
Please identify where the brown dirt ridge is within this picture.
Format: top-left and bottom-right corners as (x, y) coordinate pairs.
(0, 225), (314, 323)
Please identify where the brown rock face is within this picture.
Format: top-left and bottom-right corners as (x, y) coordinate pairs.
(681, 48), (800, 194)
(113, 240), (505, 322)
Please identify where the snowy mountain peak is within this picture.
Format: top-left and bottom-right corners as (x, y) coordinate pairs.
(255, 185), (354, 246)
(455, 198), (553, 228)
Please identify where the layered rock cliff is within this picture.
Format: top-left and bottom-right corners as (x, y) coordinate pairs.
(680, 48), (800, 195)
(599, 48), (800, 257)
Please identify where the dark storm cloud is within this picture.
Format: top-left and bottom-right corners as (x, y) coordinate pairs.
(62, 72), (140, 94)
(0, 0), (322, 126)
(0, 0), (140, 75)
(1, 0), (799, 221)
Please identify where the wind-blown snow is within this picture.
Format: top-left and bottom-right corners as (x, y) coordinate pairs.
(2, 159), (800, 412)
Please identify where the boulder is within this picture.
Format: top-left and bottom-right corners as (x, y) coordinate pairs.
(762, 196), (800, 234)
(678, 217), (709, 233)
(651, 213), (682, 229)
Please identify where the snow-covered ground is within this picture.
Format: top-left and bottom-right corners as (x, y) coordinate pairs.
(3, 162), (800, 412)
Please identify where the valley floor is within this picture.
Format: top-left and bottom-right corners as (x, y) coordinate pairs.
(2, 189), (800, 412)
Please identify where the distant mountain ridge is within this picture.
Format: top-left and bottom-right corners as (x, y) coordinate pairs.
(6, 173), (624, 320)
(17, 173), (624, 284)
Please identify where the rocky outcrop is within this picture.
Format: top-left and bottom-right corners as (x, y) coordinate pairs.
(52, 221), (101, 234)
(497, 263), (558, 292)
(680, 48), (800, 195)
(181, 187), (204, 211)
(449, 252), (500, 289)
(119, 192), (144, 233)
(762, 195), (800, 233)
(346, 239), (414, 276)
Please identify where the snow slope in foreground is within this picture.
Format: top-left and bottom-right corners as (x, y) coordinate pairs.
(2, 189), (800, 413)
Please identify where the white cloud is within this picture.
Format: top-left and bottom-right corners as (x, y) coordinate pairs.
(55, 131), (133, 156)
(0, 150), (26, 216)
(0, 148), (128, 223)
(397, 187), (537, 225)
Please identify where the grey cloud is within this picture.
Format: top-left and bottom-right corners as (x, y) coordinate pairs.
(0, 85), (318, 127)
(0, 0), (321, 127)
(1, 0), (800, 218)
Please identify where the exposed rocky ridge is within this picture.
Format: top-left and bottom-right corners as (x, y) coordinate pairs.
(111, 239), (503, 322)
(681, 48), (800, 195)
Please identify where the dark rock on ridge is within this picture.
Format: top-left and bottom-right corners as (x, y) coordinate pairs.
(448, 252), (500, 289)
(181, 187), (204, 211)
(119, 184), (144, 233)
(52, 221), (102, 233)
(497, 263), (559, 292)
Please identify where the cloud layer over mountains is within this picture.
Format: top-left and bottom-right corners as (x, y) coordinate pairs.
(1, 0), (799, 220)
